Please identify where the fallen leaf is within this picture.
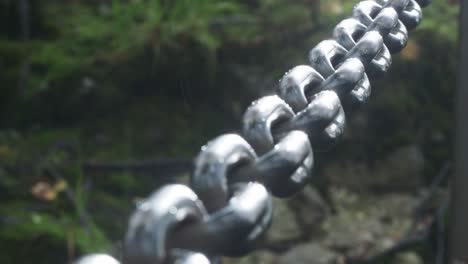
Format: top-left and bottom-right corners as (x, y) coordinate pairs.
(401, 40), (421, 61)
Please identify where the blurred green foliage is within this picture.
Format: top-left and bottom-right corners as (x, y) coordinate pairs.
(0, 0), (459, 263)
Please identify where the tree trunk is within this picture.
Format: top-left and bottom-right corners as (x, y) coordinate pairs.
(18, 0), (30, 92)
(449, 0), (468, 262)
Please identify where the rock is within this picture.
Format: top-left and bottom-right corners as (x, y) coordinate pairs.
(221, 187), (430, 264)
(277, 243), (340, 264)
(266, 188), (327, 242)
(376, 144), (425, 191)
(265, 198), (303, 241)
(393, 252), (424, 264)
(223, 251), (277, 264)
(325, 144), (425, 191)
(323, 188), (416, 259)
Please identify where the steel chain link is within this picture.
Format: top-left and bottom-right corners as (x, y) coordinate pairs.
(75, 0), (432, 263)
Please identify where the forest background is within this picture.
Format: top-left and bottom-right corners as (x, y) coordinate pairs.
(0, 0), (460, 263)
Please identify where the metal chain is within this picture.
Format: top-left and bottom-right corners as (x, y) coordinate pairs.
(75, 0), (432, 263)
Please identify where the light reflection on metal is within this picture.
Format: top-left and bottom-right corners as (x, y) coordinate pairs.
(243, 95), (295, 155)
(73, 254), (120, 264)
(191, 134), (257, 213)
(124, 185), (207, 264)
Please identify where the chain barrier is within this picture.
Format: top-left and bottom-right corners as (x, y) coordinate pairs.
(74, 0), (432, 263)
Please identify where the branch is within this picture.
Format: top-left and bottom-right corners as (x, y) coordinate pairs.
(82, 158), (192, 175)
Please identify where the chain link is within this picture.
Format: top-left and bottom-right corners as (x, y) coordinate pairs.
(75, 0), (432, 263)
